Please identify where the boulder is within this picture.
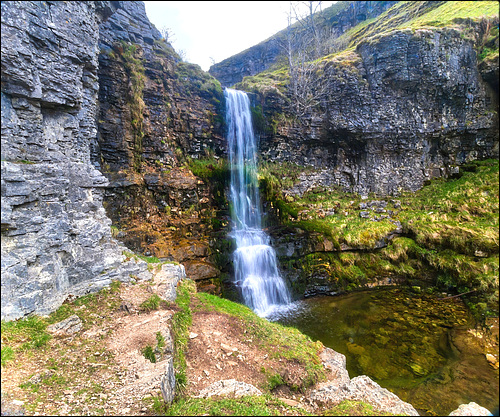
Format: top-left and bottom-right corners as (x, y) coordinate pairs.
(448, 402), (493, 416)
(196, 379), (262, 399)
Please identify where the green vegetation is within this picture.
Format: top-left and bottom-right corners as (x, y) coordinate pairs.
(186, 155), (229, 182)
(139, 294), (162, 312)
(236, 1), (498, 98)
(160, 394), (311, 416)
(175, 62), (223, 100)
(114, 41), (146, 172)
(324, 399), (400, 416)
(141, 331), (166, 364)
(324, 1), (499, 52)
(142, 345), (157, 363)
(235, 68), (289, 98)
(171, 279), (195, 395)
(1, 280), (123, 370)
(186, 155), (230, 208)
(260, 159), (499, 315)
(1, 316), (51, 367)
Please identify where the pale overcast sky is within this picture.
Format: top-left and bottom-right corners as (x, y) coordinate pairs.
(143, 1), (335, 72)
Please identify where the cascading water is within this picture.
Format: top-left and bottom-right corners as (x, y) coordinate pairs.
(225, 88), (291, 318)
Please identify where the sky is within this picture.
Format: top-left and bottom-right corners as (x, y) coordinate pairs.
(143, 1), (336, 72)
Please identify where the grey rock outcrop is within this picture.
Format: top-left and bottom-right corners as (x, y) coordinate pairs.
(1, 1), (152, 321)
(195, 379), (262, 399)
(154, 263), (186, 302)
(311, 348), (419, 415)
(252, 26), (498, 196)
(448, 402), (493, 416)
(46, 314), (83, 336)
(160, 355), (176, 404)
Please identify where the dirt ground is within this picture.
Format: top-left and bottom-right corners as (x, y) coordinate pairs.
(0, 281), (321, 416)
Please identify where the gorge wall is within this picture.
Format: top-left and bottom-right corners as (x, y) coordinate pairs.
(209, 0), (399, 87)
(95, 1), (228, 286)
(1, 1), (499, 320)
(1, 1), (153, 321)
(1, 0), (230, 320)
(234, 6), (499, 196)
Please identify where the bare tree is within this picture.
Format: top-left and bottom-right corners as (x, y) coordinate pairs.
(280, 1), (328, 116)
(159, 26), (175, 43)
(177, 49), (187, 61)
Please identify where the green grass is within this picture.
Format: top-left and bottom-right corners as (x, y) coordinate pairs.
(260, 159), (499, 313)
(236, 1), (499, 98)
(1, 280), (125, 367)
(171, 279), (196, 395)
(162, 394), (311, 416)
(139, 294), (162, 312)
(403, 1), (499, 28)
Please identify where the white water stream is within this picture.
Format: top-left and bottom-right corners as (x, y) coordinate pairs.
(225, 88), (291, 318)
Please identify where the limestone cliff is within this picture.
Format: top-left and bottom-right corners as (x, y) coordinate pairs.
(233, 1), (499, 196)
(95, 1), (228, 284)
(209, 1), (399, 87)
(1, 1), (152, 321)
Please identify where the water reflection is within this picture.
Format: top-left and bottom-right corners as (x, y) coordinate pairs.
(274, 288), (499, 416)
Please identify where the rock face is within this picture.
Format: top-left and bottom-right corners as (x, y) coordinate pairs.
(95, 1), (228, 281)
(209, 1), (398, 87)
(1, 1), (152, 321)
(247, 26), (499, 196)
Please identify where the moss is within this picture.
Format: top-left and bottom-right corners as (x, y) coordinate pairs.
(324, 399), (399, 416)
(114, 41), (146, 172)
(263, 158), (498, 309)
(174, 62), (223, 101)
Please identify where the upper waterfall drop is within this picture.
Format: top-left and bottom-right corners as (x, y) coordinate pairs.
(225, 88), (291, 318)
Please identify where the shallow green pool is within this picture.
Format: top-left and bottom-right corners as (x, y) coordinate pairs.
(273, 287), (499, 416)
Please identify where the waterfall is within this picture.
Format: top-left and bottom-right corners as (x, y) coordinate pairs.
(225, 88), (291, 318)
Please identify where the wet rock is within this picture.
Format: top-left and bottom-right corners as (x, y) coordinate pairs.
(184, 260), (220, 281)
(448, 402), (493, 416)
